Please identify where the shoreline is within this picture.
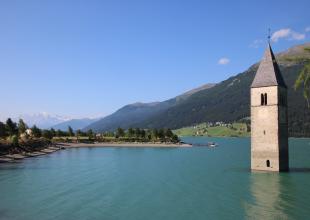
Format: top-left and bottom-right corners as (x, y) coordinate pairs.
(61, 142), (192, 148)
(0, 145), (62, 163)
(0, 142), (191, 163)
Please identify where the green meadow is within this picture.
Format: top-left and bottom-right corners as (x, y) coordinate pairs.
(173, 122), (250, 137)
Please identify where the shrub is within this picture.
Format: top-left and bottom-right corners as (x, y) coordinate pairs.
(10, 135), (19, 147)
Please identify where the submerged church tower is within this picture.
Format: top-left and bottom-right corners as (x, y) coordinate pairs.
(250, 43), (289, 172)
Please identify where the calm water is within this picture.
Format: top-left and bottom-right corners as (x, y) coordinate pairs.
(0, 137), (310, 220)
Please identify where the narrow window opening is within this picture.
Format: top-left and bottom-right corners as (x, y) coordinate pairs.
(264, 93), (267, 105)
(261, 94), (264, 105)
(263, 130), (266, 135)
(266, 160), (270, 167)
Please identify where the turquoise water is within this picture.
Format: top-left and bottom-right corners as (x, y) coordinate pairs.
(0, 137), (310, 220)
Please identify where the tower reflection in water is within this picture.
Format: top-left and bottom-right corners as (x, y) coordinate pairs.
(245, 172), (293, 219)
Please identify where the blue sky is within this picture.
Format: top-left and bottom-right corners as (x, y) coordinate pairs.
(0, 0), (309, 120)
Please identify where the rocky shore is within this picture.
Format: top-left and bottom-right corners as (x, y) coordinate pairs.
(0, 145), (62, 163)
(0, 142), (191, 163)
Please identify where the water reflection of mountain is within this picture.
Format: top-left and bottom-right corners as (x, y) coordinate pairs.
(244, 173), (294, 219)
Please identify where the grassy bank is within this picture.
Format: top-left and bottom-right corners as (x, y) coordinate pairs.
(173, 122), (250, 137)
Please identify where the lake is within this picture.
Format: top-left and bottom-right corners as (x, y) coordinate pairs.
(0, 137), (310, 220)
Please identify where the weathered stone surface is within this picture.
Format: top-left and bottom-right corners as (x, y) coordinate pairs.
(251, 45), (289, 172)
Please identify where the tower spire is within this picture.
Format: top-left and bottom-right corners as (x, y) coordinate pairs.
(251, 42), (287, 88)
(250, 31), (289, 172)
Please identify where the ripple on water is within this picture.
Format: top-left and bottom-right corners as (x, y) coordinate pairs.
(0, 138), (310, 220)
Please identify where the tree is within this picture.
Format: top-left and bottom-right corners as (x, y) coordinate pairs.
(18, 119), (28, 135)
(151, 129), (158, 140)
(135, 128), (141, 138)
(246, 123), (251, 132)
(5, 118), (17, 136)
(50, 128), (56, 137)
(103, 131), (114, 137)
(0, 122), (6, 138)
(172, 134), (179, 143)
(295, 48), (310, 107)
(87, 129), (94, 139)
(147, 133), (152, 141)
(116, 127), (125, 138)
(42, 130), (53, 139)
(68, 126), (74, 137)
(128, 127), (134, 137)
(165, 129), (174, 138)
(76, 129), (82, 137)
(295, 61), (310, 107)
(76, 129), (82, 142)
(158, 129), (165, 139)
(56, 129), (62, 137)
(31, 125), (42, 138)
(10, 135), (19, 146)
(140, 129), (146, 139)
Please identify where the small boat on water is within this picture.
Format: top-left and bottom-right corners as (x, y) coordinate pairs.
(193, 142), (219, 147)
(207, 142), (218, 147)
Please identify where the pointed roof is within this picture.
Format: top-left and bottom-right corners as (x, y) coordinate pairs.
(251, 44), (287, 88)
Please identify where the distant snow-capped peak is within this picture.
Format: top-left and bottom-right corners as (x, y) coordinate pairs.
(14, 112), (72, 129)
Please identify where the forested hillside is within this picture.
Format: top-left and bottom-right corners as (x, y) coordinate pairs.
(136, 63), (310, 137)
(84, 84), (215, 132)
(86, 43), (310, 137)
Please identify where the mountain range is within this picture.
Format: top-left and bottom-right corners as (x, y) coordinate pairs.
(83, 84), (215, 132)
(84, 42), (310, 137)
(14, 113), (71, 129)
(10, 113), (99, 131)
(51, 118), (99, 131)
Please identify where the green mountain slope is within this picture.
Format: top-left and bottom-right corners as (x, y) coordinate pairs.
(51, 118), (99, 131)
(86, 42), (310, 137)
(84, 84), (215, 132)
(134, 43), (310, 137)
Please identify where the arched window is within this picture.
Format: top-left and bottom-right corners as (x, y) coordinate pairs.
(266, 160), (270, 167)
(261, 94), (264, 105)
(264, 93), (267, 105)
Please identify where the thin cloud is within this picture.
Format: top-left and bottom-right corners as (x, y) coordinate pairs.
(271, 28), (305, 42)
(250, 39), (263, 48)
(218, 58), (230, 65)
(291, 31), (305, 40)
(306, 27), (310, 32)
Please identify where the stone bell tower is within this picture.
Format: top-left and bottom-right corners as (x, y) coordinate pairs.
(250, 43), (289, 172)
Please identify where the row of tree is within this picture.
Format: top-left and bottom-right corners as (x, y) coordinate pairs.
(0, 118), (179, 143)
(75, 127), (179, 142)
(0, 118), (93, 140)
(109, 127), (179, 142)
(0, 118), (27, 138)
